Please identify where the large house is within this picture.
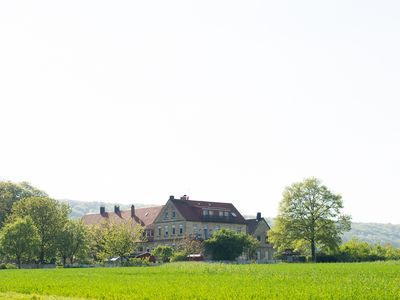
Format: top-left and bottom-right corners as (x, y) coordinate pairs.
(82, 195), (274, 261)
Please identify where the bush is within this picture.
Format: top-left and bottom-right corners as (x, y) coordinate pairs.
(0, 263), (17, 269)
(170, 251), (188, 262)
(122, 258), (151, 267)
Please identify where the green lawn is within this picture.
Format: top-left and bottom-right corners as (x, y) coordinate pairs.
(0, 262), (399, 299)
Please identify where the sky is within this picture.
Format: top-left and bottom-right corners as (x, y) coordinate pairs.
(1, 1), (399, 224)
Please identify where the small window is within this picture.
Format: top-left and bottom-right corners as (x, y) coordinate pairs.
(179, 224), (183, 235)
(158, 226), (161, 236)
(164, 212), (169, 219)
(165, 225), (169, 236)
(193, 225), (198, 234)
(219, 211), (224, 217)
(172, 211), (176, 218)
(203, 210), (208, 216)
(172, 225), (176, 235)
(224, 211), (229, 217)
(209, 210), (213, 216)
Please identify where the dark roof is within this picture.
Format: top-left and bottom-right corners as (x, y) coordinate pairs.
(170, 198), (247, 224)
(82, 206), (163, 228)
(246, 218), (271, 234)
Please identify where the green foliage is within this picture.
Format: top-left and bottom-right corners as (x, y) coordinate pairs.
(152, 245), (174, 262)
(121, 257), (151, 267)
(0, 262), (399, 299)
(204, 229), (259, 261)
(88, 220), (143, 261)
(0, 181), (47, 226)
(338, 238), (400, 262)
(175, 236), (204, 255)
(55, 220), (89, 266)
(269, 178), (351, 261)
(170, 251), (188, 262)
(11, 197), (70, 263)
(0, 263), (17, 269)
(0, 217), (40, 268)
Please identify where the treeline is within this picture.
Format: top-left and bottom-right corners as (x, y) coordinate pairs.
(316, 239), (400, 263)
(0, 181), (144, 268)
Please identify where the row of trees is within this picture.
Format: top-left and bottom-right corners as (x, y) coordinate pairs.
(0, 181), (146, 268)
(268, 177), (400, 262)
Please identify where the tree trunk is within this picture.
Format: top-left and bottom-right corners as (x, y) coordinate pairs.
(40, 245), (45, 264)
(311, 239), (316, 262)
(62, 256), (67, 267)
(17, 256), (21, 269)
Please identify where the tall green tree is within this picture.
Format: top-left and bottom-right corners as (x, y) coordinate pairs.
(90, 220), (144, 260)
(0, 217), (40, 268)
(11, 197), (70, 263)
(269, 178), (351, 261)
(204, 229), (259, 261)
(0, 181), (47, 226)
(56, 220), (89, 266)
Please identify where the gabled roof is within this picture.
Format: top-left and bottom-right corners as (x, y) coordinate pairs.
(82, 206), (163, 228)
(170, 198), (247, 224)
(246, 218), (271, 234)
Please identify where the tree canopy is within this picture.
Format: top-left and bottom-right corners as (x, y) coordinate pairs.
(204, 229), (259, 261)
(269, 177), (351, 261)
(0, 181), (47, 226)
(11, 197), (70, 263)
(0, 217), (40, 268)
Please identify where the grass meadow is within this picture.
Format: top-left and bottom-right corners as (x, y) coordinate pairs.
(0, 261), (399, 299)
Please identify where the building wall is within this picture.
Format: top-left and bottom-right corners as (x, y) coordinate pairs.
(251, 220), (274, 261)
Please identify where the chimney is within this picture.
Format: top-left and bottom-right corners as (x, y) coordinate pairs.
(256, 212), (261, 221)
(169, 195), (174, 200)
(114, 205), (120, 214)
(100, 206), (105, 215)
(131, 205), (135, 218)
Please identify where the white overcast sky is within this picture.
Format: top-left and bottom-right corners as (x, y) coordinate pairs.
(1, 1), (399, 224)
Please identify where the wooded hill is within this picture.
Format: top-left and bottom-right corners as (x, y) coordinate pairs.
(62, 199), (400, 248)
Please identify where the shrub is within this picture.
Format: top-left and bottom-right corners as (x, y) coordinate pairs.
(170, 251), (188, 262)
(122, 258), (151, 267)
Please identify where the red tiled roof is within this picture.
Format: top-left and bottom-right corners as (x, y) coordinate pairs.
(171, 198), (247, 224)
(82, 206), (163, 228)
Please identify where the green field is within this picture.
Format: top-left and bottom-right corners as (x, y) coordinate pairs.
(0, 262), (399, 299)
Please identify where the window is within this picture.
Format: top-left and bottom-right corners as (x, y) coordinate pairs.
(257, 235), (261, 241)
(219, 211), (224, 217)
(179, 224), (183, 235)
(158, 226), (161, 236)
(209, 210), (213, 216)
(204, 225), (208, 239)
(164, 212), (169, 219)
(165, 225), (169, 236)
(193, 225), (198, 235)
(172, 211), (176, 218)
(172, 225), (176, 235)
(237, 227), (242, 233)
(203, 210), (208, 216)
(224, 211), (229, 217)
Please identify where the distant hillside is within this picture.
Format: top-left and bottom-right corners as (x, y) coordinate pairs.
(244, 215), (400, 248)
(65, 200), (400, 247)
(59, 199), (157, 219)
(343, 222), (400, 248)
